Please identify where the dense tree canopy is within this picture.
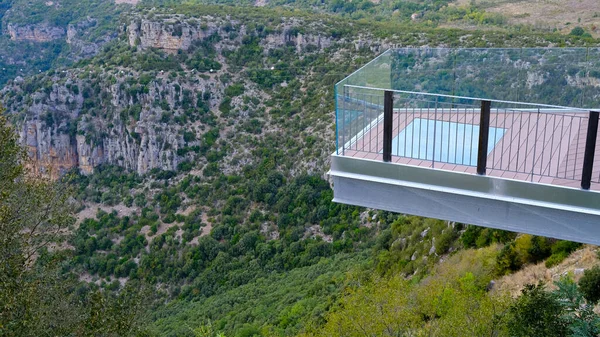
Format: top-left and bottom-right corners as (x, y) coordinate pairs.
(0, 112), (148, 336)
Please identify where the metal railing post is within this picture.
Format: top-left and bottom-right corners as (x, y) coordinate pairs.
(477, 100), (491, 175)
(581, 111), (599, 190)
(383, 91), (394, 162)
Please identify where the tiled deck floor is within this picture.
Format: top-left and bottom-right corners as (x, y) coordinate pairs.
(340, 109), (600, 192)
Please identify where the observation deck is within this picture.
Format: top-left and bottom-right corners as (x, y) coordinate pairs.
(330, 48), (600, 245)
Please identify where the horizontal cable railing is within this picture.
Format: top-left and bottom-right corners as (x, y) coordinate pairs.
(336, 86), (600, 190)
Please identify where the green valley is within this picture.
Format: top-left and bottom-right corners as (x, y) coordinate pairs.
(1, 1), (600, 336)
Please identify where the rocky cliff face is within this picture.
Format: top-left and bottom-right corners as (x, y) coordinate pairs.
(65, 18), (111, 59)
(4, 13), (384, 177)
(126, 14), (396, 55)
(4, 69), (219, 176)
(22, 119), (79, 179)
(7, 23), (66, 42)
(128, 18), (218, 51)
(126, 15), (343, 53)
(264, 29), (335, 53)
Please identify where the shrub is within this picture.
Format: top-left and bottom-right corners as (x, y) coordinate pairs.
(123, 196), (133, 207)
(545, 241), (582, 267)
(579, 266), (600, 304)
(551, 240), (581, 255)
(178, 161), (194, 172)
(527, 236), (551, 264)
(225, 83), (245, 97)
(514, 234), (534, 263)
(219, 97), (232, 114)
(507, 284), (568, 337)
(462, 226), (515, 249)
(183, 131), (196, 143)
(435, 229), (457, 255)
(514, 235), (552, 265)
(570, 26), (585, 36)
(461, 225), (481, 248)
(545, 251), (569, 268)
(495, 243), (522, 275)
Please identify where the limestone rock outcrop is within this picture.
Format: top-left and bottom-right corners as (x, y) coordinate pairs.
(7, 23), (66, 42)
(3, 13), (386, 177)
(128, 18), (218, 51)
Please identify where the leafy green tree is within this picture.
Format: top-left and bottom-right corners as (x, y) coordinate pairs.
(527, 235), (552, 263)
(570, 26), (586, 36)
(495, 243), (522, 275)
(308, 247), (508, 337)
(507, 283), (569, 337)
(0, 112), (148, 336)
(553, 276), (600, 337)
(579, 266), (600, 304)
(192, 321), (227, 337)
(421, 272), (509, 337)
(0, 111), (74, 334)
(314, 276), (420, 336)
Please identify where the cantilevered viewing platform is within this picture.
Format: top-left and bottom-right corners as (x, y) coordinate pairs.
(330, 48), (600, 245)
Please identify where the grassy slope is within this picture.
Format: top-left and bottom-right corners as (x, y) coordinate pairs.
(149, 251), (371, 336)
(451, 0), (600, 36)
(497, 245), (600, 296)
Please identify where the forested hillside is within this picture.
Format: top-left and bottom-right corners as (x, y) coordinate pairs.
(2, 1), (600, 336)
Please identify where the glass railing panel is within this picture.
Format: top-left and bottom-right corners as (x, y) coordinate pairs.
(335, 48), (599, 189)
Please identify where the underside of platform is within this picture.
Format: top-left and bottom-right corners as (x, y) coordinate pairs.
(330, 155), (600, 246)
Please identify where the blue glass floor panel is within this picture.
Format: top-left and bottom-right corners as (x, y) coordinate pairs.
(392, 118), (506, 166)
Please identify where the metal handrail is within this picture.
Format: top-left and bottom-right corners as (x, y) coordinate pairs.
(343, 84), (593, 113)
